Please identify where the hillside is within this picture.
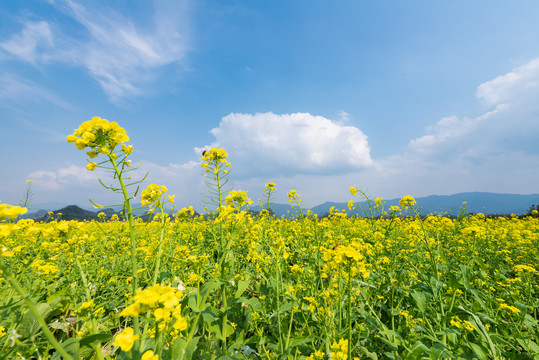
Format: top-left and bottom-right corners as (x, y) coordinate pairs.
(261, 192), (539, 218)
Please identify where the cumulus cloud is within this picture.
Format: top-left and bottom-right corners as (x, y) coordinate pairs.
(197, 112), (374, 177)
(0, 0), (190, 102)
(28, 165), (101, 190)
(378, 57), (539, 199)
(476, 58), (539, 107)
(408, 57), (539, 163)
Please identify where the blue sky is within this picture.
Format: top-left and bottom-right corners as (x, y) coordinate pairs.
(1, 0), (539, 211)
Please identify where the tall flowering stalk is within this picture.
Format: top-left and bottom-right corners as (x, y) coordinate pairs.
(67, 116), (145, 336)
(140, 184), (175, 286)
(201, 148), (232, 213)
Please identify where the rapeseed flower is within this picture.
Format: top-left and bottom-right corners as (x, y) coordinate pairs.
(399, 195), (416, 209)
(0, 203), (27, 220)
(141, 184), (168, 207)
(201, 148), (230, 175)
(225, 190), (253, 210)
(113, 327), (139, 351)
(142, 350), (159, 360)
(67, 116), (129, 154)
(330, 339), (348, 360)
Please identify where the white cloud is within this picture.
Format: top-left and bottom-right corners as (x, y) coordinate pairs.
(0, 0), (190, 103)
(0, 74), (75, 110)
(373, 57), (539, 200)
(197, 112), (374, 177)
(28, 165), (100, 190)
(0, 21), (54, 63)
(476, 58), (539, 107)
(408, 57), (539, 162)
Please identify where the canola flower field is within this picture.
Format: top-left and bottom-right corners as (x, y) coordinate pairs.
(0, 118), (538, 360)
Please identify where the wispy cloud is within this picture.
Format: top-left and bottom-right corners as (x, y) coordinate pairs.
(0, 21), (54, 63)
(0, 73), (75, 111)
(0, 0), (191, 103)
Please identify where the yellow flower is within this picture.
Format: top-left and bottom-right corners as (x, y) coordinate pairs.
(399, 195), (416, 209)
(1, 247), (14, 257)
(287, 190), (300, 203)
(86, 162), (97, 171)
(86, 150), (98, 159)
(141, 184), (168, 207)
(499, 303), (521, 314)
(122, 144), (133, 156)
(78, 300), (95, 312)
(0, 203), (28, 220)
(67, 116), (129, 154)
(142, 350), (159, 360)
(349, 185), (357, 196)
(113, 327), (139, 351)
(173, 316), (188, 331)
(224, 190), (253, 209)
(201, 148), (230, 175)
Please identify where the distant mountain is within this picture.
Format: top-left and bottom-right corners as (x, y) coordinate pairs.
(34, 205), (122, 222)
(255, 192), (539, 218)
(16, 192), (539, 221)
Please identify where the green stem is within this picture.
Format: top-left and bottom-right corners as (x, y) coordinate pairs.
(109, 156), (139, 334)
(347, 263), (352, 360)
(152, 203), (167, 286)
(72, 252), (105, 360)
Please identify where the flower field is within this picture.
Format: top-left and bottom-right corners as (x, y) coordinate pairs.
(1, 118), (538, 359)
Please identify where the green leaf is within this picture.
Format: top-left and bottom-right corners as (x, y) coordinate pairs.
(188, 295), (200, 313)
(51, 338), (80, 360)
(404, 341), (428, 360)
(411, 291), (429, 314)
(172, 336), (200, 360)
(467, 342), (487, 360)
(172, 338), (187, 360)
(458, 306), (497, 358)
(18, 302), (53, 337)
(185, 336), (200, 360)
(429, 277), (444, 297)
(517, 338), (539, 355)
(234, 278), (251, 299)
(200, 279), (222, 300)
(79, 333), (112, 348)
(429, 342), (454, 359)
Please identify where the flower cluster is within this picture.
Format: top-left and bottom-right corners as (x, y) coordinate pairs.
(224, 190), (253, 210)
(201, 148), (231, 176)
(113, 327), (139, 351)
(449, 316), (476, 331)
(498, 303), (521, 314)
(0, 203), (27, 220)
(141, 184), (172, 207)
(287, 190), (300, 203)
(332, 245), (364, 263)
(329, 339), (348, 360)
(264, 182), (276, 195)
(120, 284), (187, 330)
(67, 116), (129, 153)
(399, 195), (416, 209)
(175, 206), (195, 220)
